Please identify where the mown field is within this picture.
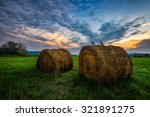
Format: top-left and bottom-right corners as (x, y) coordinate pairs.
(0, 56), (150, 100)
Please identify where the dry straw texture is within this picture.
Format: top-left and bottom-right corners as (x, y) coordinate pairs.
(37, 49), (73, 74)
(79, 45), (133, 82)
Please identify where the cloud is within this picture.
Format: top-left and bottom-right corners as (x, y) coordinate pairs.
(2, 25), (90, 49)
(99, 22), (127, 41)
(137, 39), (150, 47)
(70, 0), (150, 20)
(0, 0), (98, 48)
(141, 22), (150, 26)
(110, 38), (150, 53)
(30, 36), (48, 42)
(130, 30), (141, 35)
(109, 31), (150, 52)
(99, 17), (146, 42)
(127, 39), (150, 53)
(18, 26), (82, 48)
(0, 0), (70, 28)
(57, 16), (98, 41)
(69, 0), (100, 14)
(0, 0), (150, 53)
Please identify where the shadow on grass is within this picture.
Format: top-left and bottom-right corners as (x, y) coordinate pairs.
(1, 64), (149, 100)
(67, 74), (135, 100)
(0, 66), (143, 100)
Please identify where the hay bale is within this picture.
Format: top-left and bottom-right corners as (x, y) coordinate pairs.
(37, 49), (73, 74)
(79, 45), (133, 82)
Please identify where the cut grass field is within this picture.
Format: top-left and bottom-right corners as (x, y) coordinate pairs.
(0, 56), (150, 100)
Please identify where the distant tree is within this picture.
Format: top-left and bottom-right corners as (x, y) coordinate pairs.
(16, 43), (27, 56)
(0, 41), (27, 56)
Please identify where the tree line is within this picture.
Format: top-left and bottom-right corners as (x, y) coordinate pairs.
(0, 41), (27, 56)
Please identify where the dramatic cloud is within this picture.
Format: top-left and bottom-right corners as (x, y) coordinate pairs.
(99, 17), (145, 42)
(125, 39), (150, 53)
(0, 0), (150, 53)
(110, 31), (150, 52)
(0, 0), (98, 49)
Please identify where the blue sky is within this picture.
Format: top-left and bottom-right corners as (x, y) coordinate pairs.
(0, 0), (150, 54)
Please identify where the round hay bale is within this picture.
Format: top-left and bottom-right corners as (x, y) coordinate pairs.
(79, 45), (133, 82)
(37, 49), (73, 74)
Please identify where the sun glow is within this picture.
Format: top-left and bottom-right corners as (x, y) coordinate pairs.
(20, 27), (80, 48)
(142, 22), (150, 27)
(109, 31), (150, 50)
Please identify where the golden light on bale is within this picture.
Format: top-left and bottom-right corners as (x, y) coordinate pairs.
(79, 45), (133, 82)
(37, 49), (73, 74)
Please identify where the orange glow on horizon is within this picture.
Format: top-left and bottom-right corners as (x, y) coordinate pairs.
(109, 38), (150, 51)
(110, 40), (143, 50)
(13, 26), (150, 50)
(109, 32), (150, 50)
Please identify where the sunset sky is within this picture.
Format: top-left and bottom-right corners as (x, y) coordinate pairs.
(0, 0), (150, 54)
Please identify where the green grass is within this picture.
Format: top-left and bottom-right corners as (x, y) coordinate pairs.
(0, 56), (150, 100)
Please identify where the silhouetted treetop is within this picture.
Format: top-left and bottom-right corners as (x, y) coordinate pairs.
(0, 41), (27, 56)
